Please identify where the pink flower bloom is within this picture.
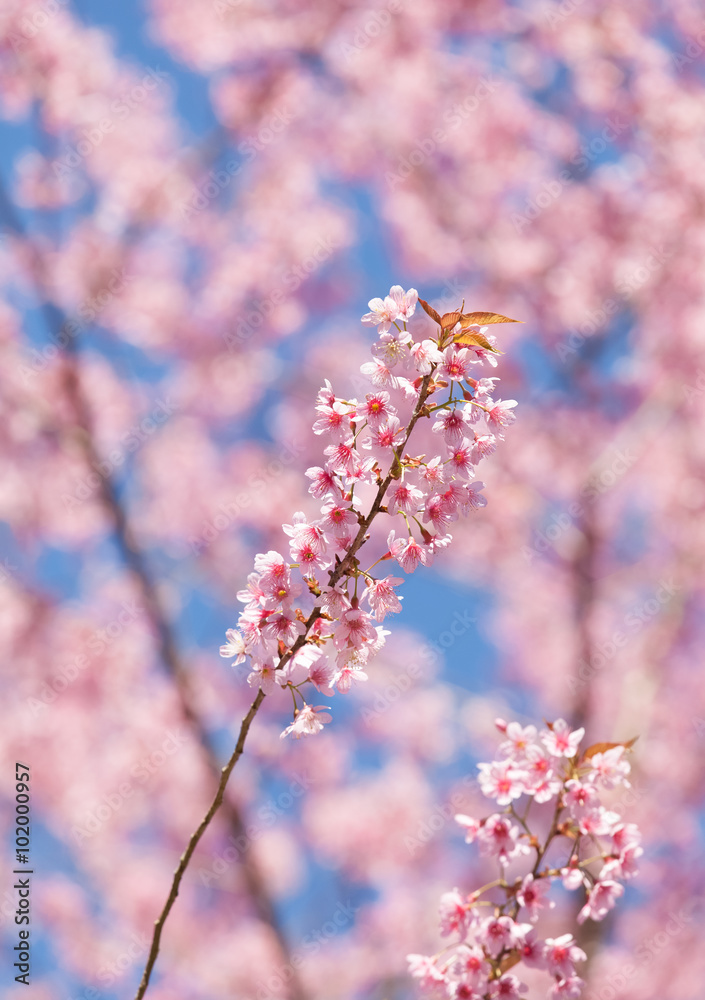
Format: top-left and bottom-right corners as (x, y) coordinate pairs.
(361, 294), (400, 334)
(319, 500), (358, 537)
(447, 444), (476, 479)
(362, 575), (403, 621)
(280, 704), (332, 740)
(305, 465), (343, 500)
(323, 438), (358, 476)
(260, 612), (305, 646)
(478, 759), (526, 805)
(293, 646), (335, 695)
(472, 376), (500, 403)
(479, 915), (515, 957)
(522, 744), (562, 802)
(578, 805), (619, 837)
(282, 514), (328, 554)
(333, 607), (378, 649)
(312, 401), (353, 440)
(451, 944), (490, 986)
(560, 865), (585, 891)
(423, 493), (458, 534)
(254, 550), (290, 589)
(549, 977), (585, 999)
(449, 983), (482, 1000)
(236, 573), (266, 607)
(602, 845), (643, 880)
(454, 813), (480, 843)
(487, 399), (518, 435)
(293, 541), (331, 577)
(488, 973), (527, 998)
(316, 379), (337, 406)
(477, 814), (530, 866)
(439, 345), (475, 382)
(387, 530), (429, 573)
(332, 663), (368, 692)
(347, 455), (378, 487)
(472, 432), (497, 461)
(541, 718), (584, 758)
(319, 585), (351, 618)
(439, 888), (472, 939)
(419, 455), (445, 488)
(407, 954), (446, 990)
(577, 879), (624, 923)
(432, 407), (471, 444)
(372, 328), (412, 369)
(499, 722), (537, 759)
(564, 779), (600, 819)
(387, 480), (424, 516)
(544, 935), (587, 979)
(359, 356), (399, 388)
(389, 284), (418, 319)
(219, 628), (247, 663)
(355, 391), (394, 428)
(410, 338), (443, 373)
(247, 660), (283, 695)
(513, 923), (547, 969)
(461, 481), (487, 511)
(585, 745), (631, 788)
(611, 821), (641, 854)
(516, 874), (554, 923)
(365, 414), (405, 459)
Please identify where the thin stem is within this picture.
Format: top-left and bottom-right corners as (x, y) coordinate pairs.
(134, 370), (436, 995)
(134, 690), (266, 1000)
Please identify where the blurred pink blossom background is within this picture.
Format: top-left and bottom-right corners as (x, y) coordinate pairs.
(1, 1), (704, 998)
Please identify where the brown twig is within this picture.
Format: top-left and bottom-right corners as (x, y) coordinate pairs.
(134, 689), (266, 1000)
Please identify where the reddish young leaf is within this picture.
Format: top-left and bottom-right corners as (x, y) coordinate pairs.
(582, 737), (638, 760)
(453, 329), (504, 354)
(460, 311), (522, 326)
(440, 310), (463, 330)
(418, 297), (442, 325)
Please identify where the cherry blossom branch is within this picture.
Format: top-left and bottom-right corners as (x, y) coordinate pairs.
(132, 360), (437, 999)
(408, 719), (641, 1000)
(134, 284), (519, 993)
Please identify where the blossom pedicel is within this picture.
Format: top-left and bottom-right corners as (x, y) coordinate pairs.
(408, 719), (641, 999)
(220, 287), (519, 736)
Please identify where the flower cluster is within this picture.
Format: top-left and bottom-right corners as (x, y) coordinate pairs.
(408, 719), (641, 999)
(221, 286), (518, 738)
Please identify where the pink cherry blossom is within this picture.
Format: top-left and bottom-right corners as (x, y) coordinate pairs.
(387, 531), (430, 573)
(361, 295), (400, 335)
(516, 874), (554, 923)
(577, 879), (624, 923)
(541, 719), (585, 758)
(439, 345), (475, 382)
(479, 915), (514, 956)
(333, 608), (378, 650)
(219, 628), (247, 663)
(544, 935), (587, 980)
(362, 576), (403, 622)
(477, 814), (529, 866)
(478, 759), (526, 805)
(439, 888), (472, 939)
(454, 814), (480, 843)
(488, 973), (527, 998)
(389, 284), (418, 320)
(355, 391), (394, 428)
(280, 704), (332, 740)
(585, 745), (632, 788)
